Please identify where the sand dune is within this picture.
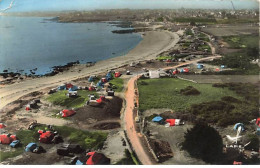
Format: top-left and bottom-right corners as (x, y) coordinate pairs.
(0, 30), (179, 110)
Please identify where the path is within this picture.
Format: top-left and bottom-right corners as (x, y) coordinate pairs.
(124, 75), (156, 165)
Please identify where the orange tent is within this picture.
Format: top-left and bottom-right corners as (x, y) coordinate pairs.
(61, 109), (76, 117)
(0, 134), (17, 144)
(38, 130), (54, 143)
(0, 123), (6, 129)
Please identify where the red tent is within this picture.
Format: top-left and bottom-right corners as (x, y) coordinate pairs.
(216, 68), (220, 72)
(101, 78), (107, 83)
(25, 106), (31, 111)
(115, 72), (121, 78)
(38, 130), (54, 143)
(66, 83), (73, 89)
(0, 134), (17, 144)
(86, 152), (110, 165)
(0, 123), (6, 129)
(256, 118), (260, 127)
(183, 68), (189, 73)
(96, 96), (105, 104)
(166, 119), (176, 126)
(173, 70), (179, 75)
(89, 86), (95, 91)
(61, 109), (76, 117)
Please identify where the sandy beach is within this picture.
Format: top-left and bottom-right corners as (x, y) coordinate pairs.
(0, 30), (179, 110)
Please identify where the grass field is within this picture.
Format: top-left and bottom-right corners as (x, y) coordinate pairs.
(223, 35), (259, 49)
(109, 77), (124, 92)
(138, 78), (258, 126)
(0, 125), (107, 162)
(46, 90), (97, 108)
(138, 78), (242, 112)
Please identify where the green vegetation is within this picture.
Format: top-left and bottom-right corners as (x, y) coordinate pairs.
(46, 90), (97, 108)
(174, 17), (217, 24)
(198, 44), (211, 52)
(138, 79), (258, 126)
(156, 17), (164, 22)
(0, 125), (108, 162)
(115, 149), (138, 165)
(109, 77), (124, 92)
(223, 35), (258, 49)
(138, 78), (241, 112)
(209, 35), (259, 75)
(182, 123), (223, 163)
(185, 29), (194, 36)
(54, 126), (107, 150)
(198, 33), (210, 42)
(0, 130), (39, 161)
(180, 86), (200, 95)
(156, 56), (172, 61)
(216, 17), (259, 24)
(244, 134), (259, 151)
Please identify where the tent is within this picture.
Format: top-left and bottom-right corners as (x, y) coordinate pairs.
(66, 83), (73, 89)
(58, 85), (66, 90)
(197, 64), (204, 69)
(25, 142), (38, 152)
(96, 81), (104, 87)
(165, 119), (181, 126)
(61, 109), (76, 117)
(38, 130), (54, 143)
(86, 152), (110, 165)
(216, 68), (220, 72)
(88, 76), (94, 82)
(68, 85), (78, 91)
(0, 134), (17, 144)
(173, 70), (179, 75)
(96, 96), (105, 104)
(221, 65), (225, 68)
(106, 73), (112, 81)
(101, 78), (107, 83)
(183, 68), (189, 73)
(152, 116), (163, 123)
(76, 160), (84, 165)
(0, 123), (6, 129)
(115, 72), (121, 78)
(234, 123), (245, 131)
(256, 118), (260, 127)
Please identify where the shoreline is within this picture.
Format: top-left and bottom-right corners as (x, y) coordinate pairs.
(0, 30), (179, 110)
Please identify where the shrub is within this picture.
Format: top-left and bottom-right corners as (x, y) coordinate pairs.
(182, 123), (223, 163)
(221, 96), (241, 103)
(180, 86), (200, 95)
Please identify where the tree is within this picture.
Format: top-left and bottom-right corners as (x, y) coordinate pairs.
(182, 123), (223, 163)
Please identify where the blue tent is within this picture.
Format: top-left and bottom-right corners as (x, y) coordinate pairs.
(96, 81), (104, 87)
(69, 86), (78, 91)
(256, 127), (260, 136)
(197, 64), (204, 69)
(221, 65), (225, 68)
(106, 73), (112, 81)
(88, 76), (94, 82)
(234, 123), (245, 131)
(76, 160), (84, 165)
(58, 85), (66, 90)
(180, 69), (184, 73)
(152, 116), (163, 122)
(25, 142), (38, 152)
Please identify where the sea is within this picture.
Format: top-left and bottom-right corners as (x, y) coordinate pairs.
(0, 16), (142, 75)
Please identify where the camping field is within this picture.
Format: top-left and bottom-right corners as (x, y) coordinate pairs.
(138, 78), (258, 126)
(46, 90), (98, 108)
(0, 125), (108, 162)
(138, 78), (242, 112)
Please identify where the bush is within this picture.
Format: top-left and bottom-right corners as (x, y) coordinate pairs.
(221, 96), (241, 103)
(244, 134), (259, 151)
(180, 86), (200, 95)
(182, 123), (223, 163)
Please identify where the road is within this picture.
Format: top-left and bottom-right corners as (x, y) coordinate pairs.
(124, 75), (156, 165)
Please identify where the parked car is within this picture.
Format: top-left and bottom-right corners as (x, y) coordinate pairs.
(57, 144), (84, 156)
(10, 140), (20, 148)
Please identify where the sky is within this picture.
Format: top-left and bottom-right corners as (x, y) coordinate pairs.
(0, 0), (259, 12)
